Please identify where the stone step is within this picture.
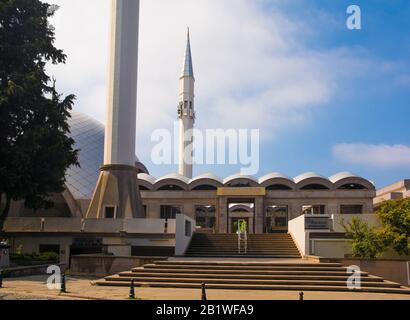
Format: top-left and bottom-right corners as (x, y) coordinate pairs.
(118, 271), (383, 282)
(153, 261), (342, 267)
(131, 268), (368, 276)
(95, 280), (410, 295)
(184, 254), (302, 258)
(187, 248), (299, 254)
(103, 276), (401, 288)
(143, 264), (353, 272)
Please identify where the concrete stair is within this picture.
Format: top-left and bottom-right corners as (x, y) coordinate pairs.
(95, 260), (410, 295)
(184, 233), (301, 258)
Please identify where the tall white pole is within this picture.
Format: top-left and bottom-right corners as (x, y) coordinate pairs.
(105, 0), (139, 166)
(86, 0), (143, 219)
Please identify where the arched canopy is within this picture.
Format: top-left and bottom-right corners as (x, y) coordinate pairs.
(259, 173), (295, 190)
(295, 172), (333, 190)
(330, 172), (375, 190)
(189, 173), (223, 191)
(154, 173), (189, 191)
(223, 174), (259, 187)
(229, 204), (253, 213)
(137, 173), (156, 191)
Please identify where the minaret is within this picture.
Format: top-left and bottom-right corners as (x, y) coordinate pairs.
(178, 29), (195, 179)
(86, 0), (144, 219)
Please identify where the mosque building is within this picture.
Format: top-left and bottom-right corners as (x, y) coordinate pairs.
(1, 30), (377, 264)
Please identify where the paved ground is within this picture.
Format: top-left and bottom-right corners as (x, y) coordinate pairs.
(1, 275), (410, 300)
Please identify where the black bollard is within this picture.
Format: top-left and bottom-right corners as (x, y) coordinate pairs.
(129, 279), (135, 300)
(60, 273), (66, 293)
(299, 292), (304, 301)
(201, 283), (207, 301)
(0, 270), (3, 288)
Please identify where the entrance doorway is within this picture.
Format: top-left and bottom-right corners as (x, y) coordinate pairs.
(231, 218), (249, 234)
(227, 198), (255, 234)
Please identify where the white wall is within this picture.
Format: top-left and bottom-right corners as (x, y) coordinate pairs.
(175, 214), (196, 256)
(288, 215), (309, 256)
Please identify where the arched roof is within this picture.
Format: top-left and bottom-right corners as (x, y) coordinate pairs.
(154, 173), (190, 191)
(330, 172), (375, 190)
(137, 173), (156, 190)
(259, 172), (296, 189)
(133, 171), (374, 193)
(189, 173), (223, 190)
(223, 174), (259, 187)
(294, 172), (333, 190)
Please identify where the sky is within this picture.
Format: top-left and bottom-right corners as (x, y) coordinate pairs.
(46, 0), (410, 188)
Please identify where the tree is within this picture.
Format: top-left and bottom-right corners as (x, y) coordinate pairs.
(0, 0), (78, 226)
(342, 217), (386, 259)
(377, 198), (410, 256)
(343, 198), (410, 258)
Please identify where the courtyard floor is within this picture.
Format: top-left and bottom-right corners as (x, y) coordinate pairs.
(0, 275), (409, 300)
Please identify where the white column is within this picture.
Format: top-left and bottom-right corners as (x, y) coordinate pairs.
(104, 0), (139, 166)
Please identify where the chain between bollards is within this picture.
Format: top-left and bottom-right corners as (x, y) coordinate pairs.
(201, 282), (207, 301)
(129, 279), (135, 300)
(299, 292), (304, 301)
(60, 273), (66, 293)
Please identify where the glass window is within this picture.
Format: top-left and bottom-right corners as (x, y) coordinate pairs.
(195, 205), (216, 229)
(160, 205), (181, 219)
(302, 205), (326, 215)
(340, 205), (363, 214)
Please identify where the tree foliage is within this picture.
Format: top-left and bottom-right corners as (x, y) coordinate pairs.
(343, 198), (410, 258)
(343, 217), (386, 258)
(377, 198), (410, 256)
(0, 0), (78, 221)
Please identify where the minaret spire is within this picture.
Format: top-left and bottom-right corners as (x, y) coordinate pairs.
(181, 27), (194, 79)
(178, 28), (195, 179)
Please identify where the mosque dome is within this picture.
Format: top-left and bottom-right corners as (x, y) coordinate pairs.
(65, 112), (148, 200)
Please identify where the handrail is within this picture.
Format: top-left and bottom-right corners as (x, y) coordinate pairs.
(237, 230), (248, 254)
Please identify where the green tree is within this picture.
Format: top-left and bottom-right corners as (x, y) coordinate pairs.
(377, 198), (410, 256)
(342, 217), (386, 258)
(0, 0), (78, 226)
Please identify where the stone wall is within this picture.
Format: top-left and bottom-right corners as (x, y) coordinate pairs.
(70, 255), (168, 277)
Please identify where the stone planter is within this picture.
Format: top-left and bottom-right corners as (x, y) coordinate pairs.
(0, 244), (10, 268)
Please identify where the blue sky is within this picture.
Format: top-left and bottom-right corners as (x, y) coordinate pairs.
(48, 0), (410, 188)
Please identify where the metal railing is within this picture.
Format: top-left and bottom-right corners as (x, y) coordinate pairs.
(237, 230), (248, 254)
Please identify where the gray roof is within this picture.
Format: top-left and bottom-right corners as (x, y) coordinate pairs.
(65, 112), (148, 200)
(181, 28), (194, 78)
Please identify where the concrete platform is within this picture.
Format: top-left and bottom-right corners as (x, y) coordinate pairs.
(1, 275), (410, 300)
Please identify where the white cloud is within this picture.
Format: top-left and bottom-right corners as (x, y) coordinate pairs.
(45, 0), (394, 172)
(333, 143), (410, 167)
(46, 0), (339, 139)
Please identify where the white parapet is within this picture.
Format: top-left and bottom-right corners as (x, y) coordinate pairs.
(288, 215), (309, 257)
(175, 214), (196, 256)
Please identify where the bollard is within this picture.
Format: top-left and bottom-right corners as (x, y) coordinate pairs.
(201, 283), (207, 301)
(60, 273), (67, 293)
(299, 292), (304, 301)
(0, 270), (3, 288)
(129, 279), (135, 300)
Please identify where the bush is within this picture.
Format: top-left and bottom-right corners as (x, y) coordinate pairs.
(10, 251), (59, 265)
(342, 217), (386, 258)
